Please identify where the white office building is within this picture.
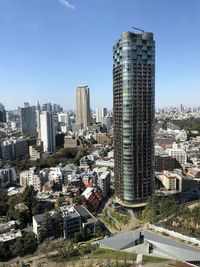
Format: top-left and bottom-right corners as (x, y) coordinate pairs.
(20, 168), (42, 192)
(96, 108), (107, 123)
(167, 147), (187, 165)
(40, 112), (55, 152)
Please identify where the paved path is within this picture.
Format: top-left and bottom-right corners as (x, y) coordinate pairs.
(136, 253), (143, 267)
(105, 204), (139, 233)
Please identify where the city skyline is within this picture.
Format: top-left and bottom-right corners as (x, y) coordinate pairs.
(1, 0), (200, 110)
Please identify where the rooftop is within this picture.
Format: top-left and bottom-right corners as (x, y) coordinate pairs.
(81, 187), (94, 199)
(100, 230), (200, 261)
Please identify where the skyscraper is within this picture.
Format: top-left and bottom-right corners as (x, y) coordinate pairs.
(0, 103), (6, 123)
(113, 31), (155, 207)
(76, 85), (90, 129)
(19, 105), (37, 135)
(96, 108), (107, 123)
(40, 112), (55, 152)
(36, 100), (40, 133)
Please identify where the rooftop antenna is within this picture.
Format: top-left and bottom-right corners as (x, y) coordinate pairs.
(132, 26), (145, 33)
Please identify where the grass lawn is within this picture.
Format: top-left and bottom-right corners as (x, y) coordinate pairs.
(143, 255), (169, 263)
(89, 248), (169, 263)
(89, 248), (136, 260)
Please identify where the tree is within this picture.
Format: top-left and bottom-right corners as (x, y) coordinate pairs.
(11, 236), (25, 257)
(0, 189), (7, 201)
(32, 202), (44, 216)
(74, 195), (83, 205)
(0, 242), (11, 261)
(57, 196), (66, 207)
(11, 232), (38, 257)
(17, 210), (30, 228)
(0, 202), (8, 216)
(74, 227), (91, 243)
(40, 210), (63, 241)
(22, 185), (37, 220)
(23, 232), (38, 254)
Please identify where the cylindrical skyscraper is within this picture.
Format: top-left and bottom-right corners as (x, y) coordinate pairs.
(113, 31), (155, 207)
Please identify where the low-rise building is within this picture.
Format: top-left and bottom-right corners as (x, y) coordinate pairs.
(95, 158), (114, 168)
(81, 187), (103, 212)
(20, 167), (43, 192)
(157, 171), (177, 191)
(95, 133), (113, 144)
(187, 167), (200, 178)
(155, 149), (180, 172)
(29, 141), (42, 161)
(80, 157), (93, 170)
(48, 167), (62, 188)
(98, 170), (110, 198)
(0, 220), (22, 243)
(32, 204), (98, 241)
(167, 145), (187, 165)
(99, 230), (200, 264)
(64, 135), (81, 148)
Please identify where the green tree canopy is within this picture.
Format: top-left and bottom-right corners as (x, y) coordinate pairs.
(22, 185), (37, 220)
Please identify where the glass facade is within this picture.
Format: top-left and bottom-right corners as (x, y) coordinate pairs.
(113, 31), (155, 205)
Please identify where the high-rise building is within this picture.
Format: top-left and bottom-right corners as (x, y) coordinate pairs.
(0, 103), (6, 123)
(36, 100), (41, 133)
(13, 137), (29, 160)
(42, 103), (52, 112)
(24, 102), (30, 108)
(58, 113), (71, 132)
(102, 115), (112, 132)
(76, 85), (90, 129)
(96, 108), (107, 123)
(52, 103), (62, 113)
(1, 140), (14, 161)
(113, 31), (155, 207)
(19, 105), (37, 135)
(40, 112), (55, 152)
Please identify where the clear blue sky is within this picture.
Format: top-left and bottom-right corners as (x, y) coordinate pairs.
(1, 0), (200, 110)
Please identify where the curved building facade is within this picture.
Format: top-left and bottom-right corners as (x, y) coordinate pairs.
(113, 31), (155, 206)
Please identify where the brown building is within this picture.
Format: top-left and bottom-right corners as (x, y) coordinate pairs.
(64, 136), (81, 148)
(76, 86), (90, 129)
(155, 137), (174, 149)
(155, 155), (181, 172)
(81, 187), (103, 212)
(96, 133), (113, 144)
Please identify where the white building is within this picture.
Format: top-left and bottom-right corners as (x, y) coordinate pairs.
(40, 111), (55, 152)
(95, 158), (114, 168)
(166, 143), (187, 165)
(102, 115), (112, 131)
(98, 170), (111, 197)
(29, 142), (42, 161)
(175, 129), (187, 142)
(157, 171), (177, 191)
(96, 108), (107, 123)
(58, 113), (71, 133)
(167, 148), (187, 165)
(58, 113), (70, 125)
(48, 167), (62, 184)
(20, 168), (42, 192)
